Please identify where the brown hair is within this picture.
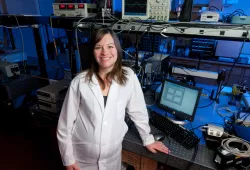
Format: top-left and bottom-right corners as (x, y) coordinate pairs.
(86, 28), (127, 90)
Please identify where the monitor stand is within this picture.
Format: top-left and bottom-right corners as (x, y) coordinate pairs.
(168, 115), (187, 126)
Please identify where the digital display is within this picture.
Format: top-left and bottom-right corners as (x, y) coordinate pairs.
(67, 5), (75, 9)
(59, 4), (66, 9)
(78, 4), (84, 8)
(124, 0), (147, 16)
(207, 16), (213, 18)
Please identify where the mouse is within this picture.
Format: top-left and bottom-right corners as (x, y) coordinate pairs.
(153, 133), (165, 141)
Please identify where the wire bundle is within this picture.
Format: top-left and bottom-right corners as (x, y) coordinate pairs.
(221, 137), (250, 157)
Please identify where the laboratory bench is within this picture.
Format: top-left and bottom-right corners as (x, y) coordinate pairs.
(121, 86), (231, 170)
(28, 84), (243, 170)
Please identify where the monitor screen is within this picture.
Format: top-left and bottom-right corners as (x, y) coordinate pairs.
(215, 40), (243, 59)
(158, 79), (201, 121)
(122, 0), (149, 20)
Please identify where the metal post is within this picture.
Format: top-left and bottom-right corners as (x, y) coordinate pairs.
(215, 69), (226, 103)
(67, 30), (77, 78)
(135, 33), (139, 72)
(7, 28), (16, 50)
(215, 80), (223, 103)
(33, 27), (49, 85)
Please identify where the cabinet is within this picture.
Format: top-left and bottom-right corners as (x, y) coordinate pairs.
(122, 150), (157, 170)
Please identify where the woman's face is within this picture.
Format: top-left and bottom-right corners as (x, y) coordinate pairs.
(93, 33), (118, 72)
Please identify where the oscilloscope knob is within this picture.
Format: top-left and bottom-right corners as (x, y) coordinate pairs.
(156, 0), (161, 3)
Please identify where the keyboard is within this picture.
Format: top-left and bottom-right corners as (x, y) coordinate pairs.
(149, 110), (200, 149)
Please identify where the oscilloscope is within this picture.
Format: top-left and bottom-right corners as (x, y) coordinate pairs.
(122, 0), (171, 21)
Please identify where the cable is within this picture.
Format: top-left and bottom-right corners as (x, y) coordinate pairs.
(146, 98), (156, 107)
(212, 37), (247, 101)
(209, 6), (220, 11)
(197, 100), (215, 108)
(122, 49), (135, 60)
(190, 122), (226, 131)
(185, 142), (199, 170)
(221, 137), (250, 157)
(49, 15), (58, 58)
(113, 17), (144, 35)
(103, 0), (107, 25)
(115, 19), (133, 35)
(12, 15), (26, 74)
(74, 15), (97, 72)
(199, 25), (248, 108)
(122, 28), (132, 48)
(0, 25), (30, 29)
(240, 164), (250, 170)
(202, 88), (212, 95)
(217, 106), (238, 117)
(189, 122), (195, 133)
(238, 112), (250, 127)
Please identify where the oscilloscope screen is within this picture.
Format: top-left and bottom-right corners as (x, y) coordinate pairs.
(124, 0), (147, 16)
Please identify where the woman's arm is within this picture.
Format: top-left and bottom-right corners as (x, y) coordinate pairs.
(126, 73), (155, 146)
(126, 73), (170, 154)
(57, 80), (80, 166)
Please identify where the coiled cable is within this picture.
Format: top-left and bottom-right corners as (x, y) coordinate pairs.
(221, 137), (250, 157)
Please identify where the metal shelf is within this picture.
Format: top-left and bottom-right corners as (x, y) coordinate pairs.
(75, 20), (250, 41)
(0, 14), (249, 41)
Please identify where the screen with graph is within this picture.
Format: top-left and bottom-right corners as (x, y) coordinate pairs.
(124, 0), (147, 16)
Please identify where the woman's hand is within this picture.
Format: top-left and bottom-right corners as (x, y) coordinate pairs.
(146, 141), (170, 154)
(66, 163), (80, 170)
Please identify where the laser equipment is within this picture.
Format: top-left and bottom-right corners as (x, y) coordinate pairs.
(37, 79), (70, 103)
(53, 3), (97, 17)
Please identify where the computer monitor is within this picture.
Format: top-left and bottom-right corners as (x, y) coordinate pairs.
(158, 79), (202, 122)
(215, 40), (243, 59)
(122, 0), (149, 20)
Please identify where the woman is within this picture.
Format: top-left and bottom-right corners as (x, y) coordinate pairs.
(57, 28), (169, 170)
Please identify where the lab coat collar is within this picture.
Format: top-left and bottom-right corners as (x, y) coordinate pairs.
(88, 74), (119, 114)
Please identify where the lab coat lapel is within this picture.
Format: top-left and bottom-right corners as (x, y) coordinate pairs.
(88, 74), (104, 113)
(106, 80), (119, 109)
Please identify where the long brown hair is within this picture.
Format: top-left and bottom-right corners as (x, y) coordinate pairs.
(86, 28), (127, 89)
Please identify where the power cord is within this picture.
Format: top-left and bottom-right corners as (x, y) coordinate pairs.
(75, 16), (96, 71)
(49, 15), (58, 58)
(184, 141), (199, 170)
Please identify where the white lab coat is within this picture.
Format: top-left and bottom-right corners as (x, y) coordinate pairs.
(57, 67), (155, 170)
